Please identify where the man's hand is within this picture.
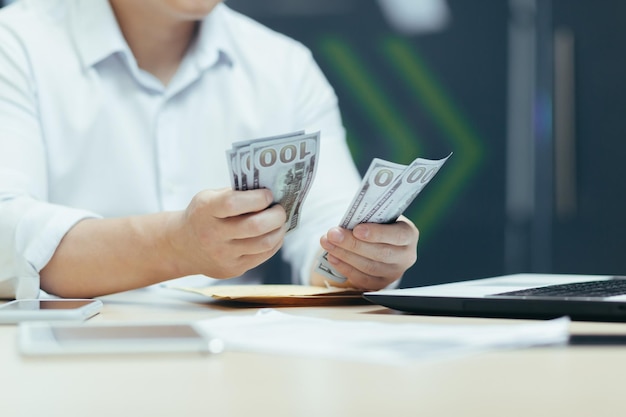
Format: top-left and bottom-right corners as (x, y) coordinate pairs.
(167, 188), (287, 279)
(315, 215), (419, 290)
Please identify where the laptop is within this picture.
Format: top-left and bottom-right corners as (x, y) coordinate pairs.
(364, 273), (626, 322)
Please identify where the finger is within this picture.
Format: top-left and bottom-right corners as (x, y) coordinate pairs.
(321, 235), (405, 277)
(233, 220), (286, 256)
(238, 232), (284, 261)
(208, 188), (274, 218)
(323, 227), (404, 265)
(352, 218), (418, 246)
(209, 237), (284, 279)
(323, 252), (396, 290)
(228, 204), (287, 239)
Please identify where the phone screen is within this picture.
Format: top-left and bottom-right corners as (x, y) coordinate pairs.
(51, 324), (204, 342)
(1, 300), (95, 311)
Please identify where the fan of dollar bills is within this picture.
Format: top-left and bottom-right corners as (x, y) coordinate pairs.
(226, 131), (320, 233)
(315, 153), (451, 283)
(226, 130), (450, 283)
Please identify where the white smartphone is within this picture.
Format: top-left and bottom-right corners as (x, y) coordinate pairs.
(0, 299), (103, 324)
(18, 321), (224, 356)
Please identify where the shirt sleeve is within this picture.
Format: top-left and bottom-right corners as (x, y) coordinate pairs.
(0, 24), (99, 299)
(279, 46), (363, 285)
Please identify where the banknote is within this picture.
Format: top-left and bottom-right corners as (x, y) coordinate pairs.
(226, 130), (318, 233)
(338, 158), (409, 230)
(227, 131), (305, 191)
(315, 153), (451, 283)
(250, 131), (320, 232)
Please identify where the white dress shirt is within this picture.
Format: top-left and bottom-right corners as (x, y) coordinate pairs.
(0, 0), (362, 298)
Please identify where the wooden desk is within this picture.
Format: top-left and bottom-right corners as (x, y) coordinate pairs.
(2, 288), (626, 417)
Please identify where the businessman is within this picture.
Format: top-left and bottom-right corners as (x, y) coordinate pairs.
(0, 0), (419, 298)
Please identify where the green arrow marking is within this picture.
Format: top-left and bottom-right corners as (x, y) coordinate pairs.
(316, 35), (484, 238)
(318, 36), (421, 163)
(382, 37), (484, 234)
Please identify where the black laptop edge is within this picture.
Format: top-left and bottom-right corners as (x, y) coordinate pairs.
(363, 293), (626, 322)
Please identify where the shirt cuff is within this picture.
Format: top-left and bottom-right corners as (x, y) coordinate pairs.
(17, 203), (101, 272)
(0, 198), (100, 299)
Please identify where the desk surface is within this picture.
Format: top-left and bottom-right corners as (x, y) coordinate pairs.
(2, 287), (626, 417)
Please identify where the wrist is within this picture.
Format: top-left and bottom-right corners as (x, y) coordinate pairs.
(159, 210), (194, 278)
(125, 211), (190, 280)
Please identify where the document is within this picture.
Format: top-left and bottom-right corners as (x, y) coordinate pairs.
(196, 309), (569, 365)
(174, 285), (365, 306)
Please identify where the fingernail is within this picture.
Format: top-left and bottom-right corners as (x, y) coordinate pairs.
(354, 224), (369, 239)
(328, 227), (344, 244)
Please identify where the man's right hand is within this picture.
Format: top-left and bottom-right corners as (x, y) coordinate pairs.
(167, 188), (287, 279)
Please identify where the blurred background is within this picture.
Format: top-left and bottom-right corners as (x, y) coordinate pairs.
(222, 0), (626, 287)
(3, 0), (626, 287)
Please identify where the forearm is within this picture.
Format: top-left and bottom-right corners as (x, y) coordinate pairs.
(40, 211), (183, 298)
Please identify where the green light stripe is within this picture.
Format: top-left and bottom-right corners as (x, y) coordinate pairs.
(318, 36), (421, 163)
(382, 37), (484, 234)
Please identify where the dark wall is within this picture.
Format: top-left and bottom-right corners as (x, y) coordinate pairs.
(550, 0), (626, 276)
(233, 0), (626, 286)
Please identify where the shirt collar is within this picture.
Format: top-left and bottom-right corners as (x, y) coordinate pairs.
(70, 0), (129, 69)
(191, 3), (234, 70)
(70, 0), (233, 71)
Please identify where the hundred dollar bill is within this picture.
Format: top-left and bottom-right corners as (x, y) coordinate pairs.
(226, 130), (316, 233)
(316, 153), (451, 283)
(361, 154), (451, 225)
(249, 131), (320, 232)
(337, 158), (409, 230)
(227, 131), (305, 191)
(226, 148), (240, 191)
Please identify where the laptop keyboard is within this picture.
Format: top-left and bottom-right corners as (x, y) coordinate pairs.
(494, 279), (626, 298)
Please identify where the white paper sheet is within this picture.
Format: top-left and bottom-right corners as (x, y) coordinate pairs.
(196, 309), (569, 365)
